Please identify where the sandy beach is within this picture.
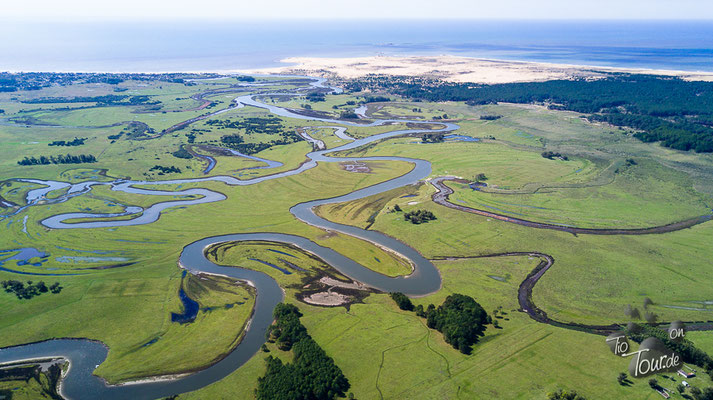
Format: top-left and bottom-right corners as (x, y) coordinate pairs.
(239, 55), (713, 84)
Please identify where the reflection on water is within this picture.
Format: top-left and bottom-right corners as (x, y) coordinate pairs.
(171, 288), (200, 324)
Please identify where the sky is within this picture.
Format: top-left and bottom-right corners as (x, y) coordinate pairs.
(4, 0), (713, 20)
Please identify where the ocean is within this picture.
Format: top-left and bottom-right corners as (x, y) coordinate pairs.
(1, 19), (712, 72)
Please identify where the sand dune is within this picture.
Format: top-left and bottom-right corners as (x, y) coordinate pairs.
(240, 55), (713, 84)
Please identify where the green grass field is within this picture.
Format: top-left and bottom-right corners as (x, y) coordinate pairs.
(94, 274), (255, 383)
(183, 255), (713, 399)
(0, 133), (416, 385)
(689, 332), (713, 358)
(207, 240), (351, 287)
(1, 74), (713, 399)
(0, 369), (62, 400)
(446, 158), (711, 228)
(334, 137), (595, 189)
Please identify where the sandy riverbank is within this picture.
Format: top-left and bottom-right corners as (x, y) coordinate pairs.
(237, 55), (713, 84)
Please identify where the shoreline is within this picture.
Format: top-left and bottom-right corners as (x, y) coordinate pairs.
(235, 55), (713, 84)
(3, 54), (713, 84)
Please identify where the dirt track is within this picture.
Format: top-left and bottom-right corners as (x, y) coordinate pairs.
(431, 177), (712, 236)
(435, 252), (713, 336)
(430, 178), (713, 335)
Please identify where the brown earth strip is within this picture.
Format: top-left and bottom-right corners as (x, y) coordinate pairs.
(431, 177), (712, 235)
(434, 253), (713, 336)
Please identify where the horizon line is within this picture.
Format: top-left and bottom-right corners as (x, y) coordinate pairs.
(3, 17), (713, 22)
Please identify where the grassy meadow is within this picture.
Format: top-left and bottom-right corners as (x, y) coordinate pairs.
(0, 75), (712, 400)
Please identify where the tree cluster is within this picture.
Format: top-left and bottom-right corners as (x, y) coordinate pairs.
(305, 93), (326, 102)
(2, 280), (62, 300)
(404, 209), (437, 224)
(171, 147), (194, 159)
(185, 129), (208, 144)
(149, 165), (181, 174)
(207, 116), (285, 135)
(17, 154), (96, 166)
(209, 116), (302, 154)
(389, 292), (414, 311)
(0, 71), (224, 92)
(219, 131), (303, 155)
(108, 121), (153, 141)
(590, 112), (713, 152)
(220, 133), (244, 146)
(259, 303), (350, 400)
(21, 94), (157, 106)
(690, 386), (713, 400)
(421, 133), (445, 143)
(547, 389), (587, 400)
(48, 137), (86, 147)
(22, 94), (129, 104)
(415, 294), (490, 354)
(339, 111), (359, 119)
(348, 74), (713, 153)
(541, 151), (569, 161)
(122, 121), (154, 140)
(626, 324), (713, 371)
(219, 133), (271, 155)
(362, 95), (390, 103)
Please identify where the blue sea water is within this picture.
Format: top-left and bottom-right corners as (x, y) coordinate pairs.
(1, 19), (712, 72)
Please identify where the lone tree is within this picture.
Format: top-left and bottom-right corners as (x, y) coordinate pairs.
(644, 297), (654, 309)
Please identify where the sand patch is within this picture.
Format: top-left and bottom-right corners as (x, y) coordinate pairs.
(340, 161), (371, 173)
(239, 55), (713, 84)
(302, 292), (351, 306)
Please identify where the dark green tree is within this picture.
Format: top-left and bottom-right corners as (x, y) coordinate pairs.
(389, 292), (414, 311)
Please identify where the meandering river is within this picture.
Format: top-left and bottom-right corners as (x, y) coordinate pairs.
(2, 75), (710, 399)
(0, 76), (454, 399)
